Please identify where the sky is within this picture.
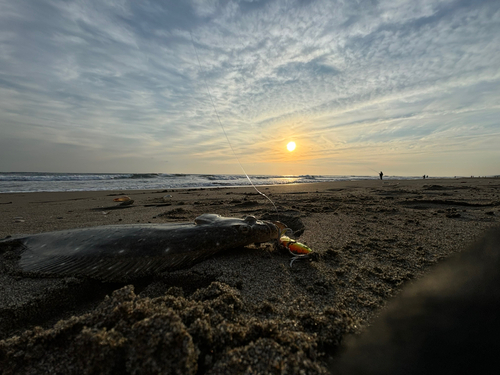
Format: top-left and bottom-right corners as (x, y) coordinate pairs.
(0, 0), (499, 177)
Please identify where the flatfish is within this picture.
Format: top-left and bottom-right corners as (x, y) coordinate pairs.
(0, 214), (279, 281)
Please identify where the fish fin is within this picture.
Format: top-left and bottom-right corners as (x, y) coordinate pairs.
(194, 213), (221, 225)
(19, 253), (150, 281)
(19, 248), (223, 281)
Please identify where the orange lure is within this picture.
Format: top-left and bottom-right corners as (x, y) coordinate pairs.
(279, 232), (313, 267)
(280, 235), (313, 256)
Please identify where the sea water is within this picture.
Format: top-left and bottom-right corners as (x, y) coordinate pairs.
(0, 172), (425, 193)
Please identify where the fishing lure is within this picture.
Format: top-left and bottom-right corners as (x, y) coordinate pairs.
(278, 227), (313, 267)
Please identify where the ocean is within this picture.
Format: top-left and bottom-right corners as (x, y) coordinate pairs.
(0, 172), (426, 193)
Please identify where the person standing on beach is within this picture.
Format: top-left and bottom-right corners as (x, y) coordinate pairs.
(379, 171), (383, 180)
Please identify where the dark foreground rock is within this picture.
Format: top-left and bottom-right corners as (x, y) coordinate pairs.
(332, 229), (500, 374)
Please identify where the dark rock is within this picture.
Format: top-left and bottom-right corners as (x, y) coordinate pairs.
(332, 229), (500, 374)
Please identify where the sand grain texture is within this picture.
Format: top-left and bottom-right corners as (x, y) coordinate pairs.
(0, 178), (499, 373)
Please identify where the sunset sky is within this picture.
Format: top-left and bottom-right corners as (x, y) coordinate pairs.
(1, 0), (499, 177)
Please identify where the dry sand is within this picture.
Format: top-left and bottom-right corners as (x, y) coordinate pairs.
(0, 178), (499, 373)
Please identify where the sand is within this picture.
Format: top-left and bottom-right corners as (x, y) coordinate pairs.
(0, 178), (499, 373)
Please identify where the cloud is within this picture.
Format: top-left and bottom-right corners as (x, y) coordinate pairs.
(0, 0), (499, 176)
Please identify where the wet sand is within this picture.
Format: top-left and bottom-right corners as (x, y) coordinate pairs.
(0, 178), (499, 373)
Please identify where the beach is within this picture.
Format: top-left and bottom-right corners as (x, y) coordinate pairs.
(1, 178), (499, 373)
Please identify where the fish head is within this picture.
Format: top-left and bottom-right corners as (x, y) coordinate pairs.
(194, 214), (279, 244)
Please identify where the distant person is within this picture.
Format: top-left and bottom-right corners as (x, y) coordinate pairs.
(423, 175), (426, 179)
(379, 171), (383, 180)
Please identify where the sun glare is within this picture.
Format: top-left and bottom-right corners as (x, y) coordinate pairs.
(287, 141), (296, 152)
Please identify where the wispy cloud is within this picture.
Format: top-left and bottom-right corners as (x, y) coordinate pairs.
(0, 0), (499, 176)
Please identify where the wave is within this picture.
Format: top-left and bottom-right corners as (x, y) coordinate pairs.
(298, 175), (317, 180)
(200, 175), (240, 181)
(0, 172), (161, 182)
(126, 173), (160, 179)
(0, 172), (437, 193)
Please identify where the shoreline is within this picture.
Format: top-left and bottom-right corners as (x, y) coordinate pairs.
(1, 178), (499, 373)
(1, 178), (498, 238)
(2, 175), (498, 196)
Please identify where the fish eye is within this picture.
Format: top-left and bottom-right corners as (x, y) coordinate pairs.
(243, 216), (257, 225)
(239, 225), (250, 234)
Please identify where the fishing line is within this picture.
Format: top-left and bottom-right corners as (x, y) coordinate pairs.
(189, 31), (280, 220)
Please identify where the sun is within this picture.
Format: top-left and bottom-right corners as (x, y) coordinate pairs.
(287, 141), (296, 152)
